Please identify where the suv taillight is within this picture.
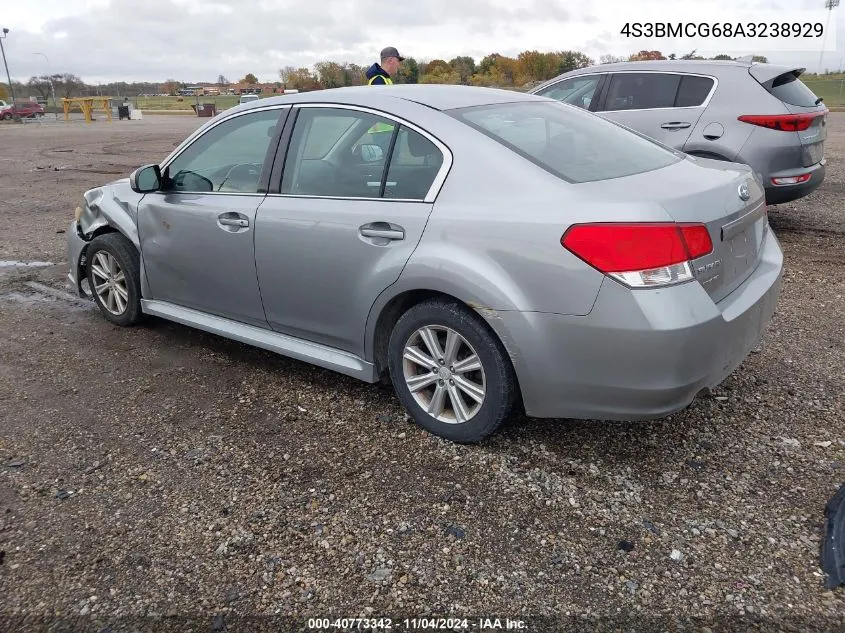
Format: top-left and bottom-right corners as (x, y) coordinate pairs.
(738, 111), (826, 132)
(561, 223), (713, 288)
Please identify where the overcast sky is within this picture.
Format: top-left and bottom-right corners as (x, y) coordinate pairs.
(1, 0), (842, 84)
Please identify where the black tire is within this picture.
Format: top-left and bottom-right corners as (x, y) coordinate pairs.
(387, 298), (517, 443)
(85, 232), (144, 326)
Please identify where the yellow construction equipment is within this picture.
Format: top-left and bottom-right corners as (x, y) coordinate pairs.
(62, 97), (113, 123)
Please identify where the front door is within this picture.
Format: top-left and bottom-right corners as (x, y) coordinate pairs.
(137, 107), (286, 328)
(254, 105), (449, 355)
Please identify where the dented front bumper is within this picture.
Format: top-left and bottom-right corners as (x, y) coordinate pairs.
(66, 219), (90, 298)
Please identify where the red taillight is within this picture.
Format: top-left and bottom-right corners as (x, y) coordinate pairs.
(561, 223), (713, 287)
(737, 111), (824, 132)
(678, 224), (713, 259)
(771, 173), (811, 185)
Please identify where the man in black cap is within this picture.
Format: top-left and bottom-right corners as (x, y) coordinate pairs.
(365, 47), (405, 85)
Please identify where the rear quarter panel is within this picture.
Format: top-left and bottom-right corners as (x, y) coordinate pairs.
(683, 67), (788, 165)
(377, 112), (679, 317)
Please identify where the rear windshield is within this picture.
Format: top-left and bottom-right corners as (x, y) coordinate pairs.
(447, 100), (681, 183)
(767, 72), (820, 107)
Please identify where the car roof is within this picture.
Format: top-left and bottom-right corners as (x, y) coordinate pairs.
(532, 58), (811, 93)
(577, 59), (755, 73)
(540, 58), (809, 79)
(236, 84), (545, 113)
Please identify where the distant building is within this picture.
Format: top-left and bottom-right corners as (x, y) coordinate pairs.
(229, 82), (285, 95)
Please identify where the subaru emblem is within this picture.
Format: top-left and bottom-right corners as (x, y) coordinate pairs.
(738, 182), (750, 201)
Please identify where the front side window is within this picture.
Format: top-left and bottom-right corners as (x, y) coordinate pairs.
(448, 100), (681, 183)
(281, 107), (443, 200)
(535, 75), (601, 110)
(163, 108), (282, 193)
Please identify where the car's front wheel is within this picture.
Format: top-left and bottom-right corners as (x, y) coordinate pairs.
(85, 232), (144, 326)
(387, 299), (517, 443)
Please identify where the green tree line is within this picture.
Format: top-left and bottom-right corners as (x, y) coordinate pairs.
(4, 49), (844, 101)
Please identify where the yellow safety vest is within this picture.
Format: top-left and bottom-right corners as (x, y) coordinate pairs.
(367, 74), (395, 134)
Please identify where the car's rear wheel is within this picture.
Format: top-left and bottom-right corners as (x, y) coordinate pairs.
(387, 299), (517, 443)
(86, 232), (144, 326)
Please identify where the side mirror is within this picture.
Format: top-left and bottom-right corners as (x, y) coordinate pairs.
(357, 143), (384, 163)
(130, 164), (162, 193)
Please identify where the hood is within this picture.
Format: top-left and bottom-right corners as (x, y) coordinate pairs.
(365, 63), (388, 80)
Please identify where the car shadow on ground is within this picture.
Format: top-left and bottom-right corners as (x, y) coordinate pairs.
(133, 311), (729, 471)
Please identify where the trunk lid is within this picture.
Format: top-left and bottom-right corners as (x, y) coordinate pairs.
(574, 156), (768, 304)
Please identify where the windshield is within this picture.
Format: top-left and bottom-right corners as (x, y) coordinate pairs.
(446, 100), (682, 183)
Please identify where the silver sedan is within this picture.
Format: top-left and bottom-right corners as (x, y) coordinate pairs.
(66, 84), (783, 443)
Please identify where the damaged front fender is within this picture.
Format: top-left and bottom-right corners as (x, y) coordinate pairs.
(76, 178), (143, 247)
(67, 178), (145, 297)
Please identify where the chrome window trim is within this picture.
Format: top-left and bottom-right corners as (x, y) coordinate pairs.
(273, 102), (454, 204)
(535, 70), (719, 113)
(597, 70), (719, 112)
(264, 193), (428, 204)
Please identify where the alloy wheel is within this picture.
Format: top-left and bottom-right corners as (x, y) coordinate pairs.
(402, 325), (487, 424)
(91, 251), (129, 316)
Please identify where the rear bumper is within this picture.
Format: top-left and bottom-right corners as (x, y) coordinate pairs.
(487, 228), (784, 420)
(764, 160), (825, 205)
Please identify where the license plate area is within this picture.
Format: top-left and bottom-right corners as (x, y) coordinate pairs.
(803, 140), (824, 166)
(722, 217), (765, 288)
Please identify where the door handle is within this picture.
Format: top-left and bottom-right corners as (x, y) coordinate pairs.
(359, 222), (404, 240)
(217, 213), (249, 228)
(660, 122), (691, 130)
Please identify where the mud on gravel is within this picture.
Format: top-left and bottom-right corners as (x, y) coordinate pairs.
(1, 115), (844, 632)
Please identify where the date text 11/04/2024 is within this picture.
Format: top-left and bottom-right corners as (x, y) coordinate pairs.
(620, 22), (825, 38)
(306, 618), (528, 630)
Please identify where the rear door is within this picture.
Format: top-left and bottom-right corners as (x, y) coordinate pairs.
(253, 104), (451, 356)
(595, 72), (714, 149)
(748, 65), (827, 167)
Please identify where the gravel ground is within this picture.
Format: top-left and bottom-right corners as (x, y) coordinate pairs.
(0, 114), (844, 633)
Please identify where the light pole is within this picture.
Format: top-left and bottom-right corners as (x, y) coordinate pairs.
(819, 0), (840, 74)
(33, 52), (58, 119)
(0, 27), (20, 122)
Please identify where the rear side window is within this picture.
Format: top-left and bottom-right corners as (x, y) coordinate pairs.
(767, 72), (820, 107)
(675, 75), (715, 107)
(604, 73), (680, 110)
(447, 101), (681, 183)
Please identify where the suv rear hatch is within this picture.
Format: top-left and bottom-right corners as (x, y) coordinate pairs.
(746, 65), (828, 167)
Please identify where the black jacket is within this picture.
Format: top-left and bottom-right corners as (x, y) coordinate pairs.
(365, 63), (391, 85)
